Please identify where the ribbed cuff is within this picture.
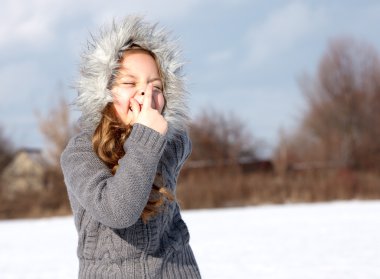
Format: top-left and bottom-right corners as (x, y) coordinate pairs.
(125, 123), (167, 155)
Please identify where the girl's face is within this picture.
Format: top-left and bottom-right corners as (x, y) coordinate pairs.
(111, 50), (165, 126)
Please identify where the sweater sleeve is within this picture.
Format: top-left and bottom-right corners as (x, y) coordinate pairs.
(60, 123), (167, 229)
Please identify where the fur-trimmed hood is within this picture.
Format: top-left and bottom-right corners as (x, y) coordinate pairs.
(75, 16), (189, 140)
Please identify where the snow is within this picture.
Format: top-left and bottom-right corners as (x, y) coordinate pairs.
(1, 201), (379, 279)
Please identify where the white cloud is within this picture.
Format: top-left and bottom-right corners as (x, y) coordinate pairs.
(0, 0), (201, 50)
(0, 0), (203, 149)
(0, 0), (70, 49)
(245, 1), (326, 67)
(91, 0), (202, 23)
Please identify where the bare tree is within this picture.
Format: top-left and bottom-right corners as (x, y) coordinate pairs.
(36, 97), (78, 168)
(0, 126), (14, 173)
(280, 37), (380, 170)
(188, 108), (258, 166)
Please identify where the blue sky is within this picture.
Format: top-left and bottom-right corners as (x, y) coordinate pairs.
(1, 0), (379, 155)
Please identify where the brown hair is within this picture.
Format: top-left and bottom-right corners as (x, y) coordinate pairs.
(92, 103), (174, 223)
(92, 47), (174, 223)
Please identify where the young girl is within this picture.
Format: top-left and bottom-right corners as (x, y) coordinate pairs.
(60, 16), (202, 278)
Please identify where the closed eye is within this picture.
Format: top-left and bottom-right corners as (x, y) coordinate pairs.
(153, 87), (163, 95)
(121, 82), (135, 87)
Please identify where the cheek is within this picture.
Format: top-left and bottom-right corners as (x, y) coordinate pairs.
(113, 89), (132, 108)
(157, 94), (165, 113)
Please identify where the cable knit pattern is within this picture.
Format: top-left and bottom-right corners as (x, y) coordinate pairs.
(61, 124), (201, 278)
(61, 15), (200, 278)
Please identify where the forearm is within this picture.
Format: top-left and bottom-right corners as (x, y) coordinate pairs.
(61, 124), (167, 229)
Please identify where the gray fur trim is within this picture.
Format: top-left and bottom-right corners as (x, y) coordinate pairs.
(75, 15), (189, 140)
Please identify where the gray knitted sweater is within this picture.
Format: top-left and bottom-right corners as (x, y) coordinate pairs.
(61, 123), (201, 278)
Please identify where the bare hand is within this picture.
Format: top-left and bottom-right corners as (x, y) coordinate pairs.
(135, 83), (168, 135)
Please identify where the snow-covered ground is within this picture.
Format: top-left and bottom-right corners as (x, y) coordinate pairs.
(1, 201), (379, 279)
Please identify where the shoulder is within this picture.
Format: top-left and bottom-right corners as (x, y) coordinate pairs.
(164, 129), (192, 165)
(61, 131), (94, 163)
(177, 129), (192, 152)
(167, 129), (191, 151)
(66, 131), (92, 149)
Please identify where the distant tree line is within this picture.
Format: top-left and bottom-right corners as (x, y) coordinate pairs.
(188, 109), (258, 166)
(0, 127), (14, 173)
(276, 37), (380, 172)
(1, 36), (380, 218)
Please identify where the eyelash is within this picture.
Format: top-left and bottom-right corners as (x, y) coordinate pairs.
(120, 82), (162, 91)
